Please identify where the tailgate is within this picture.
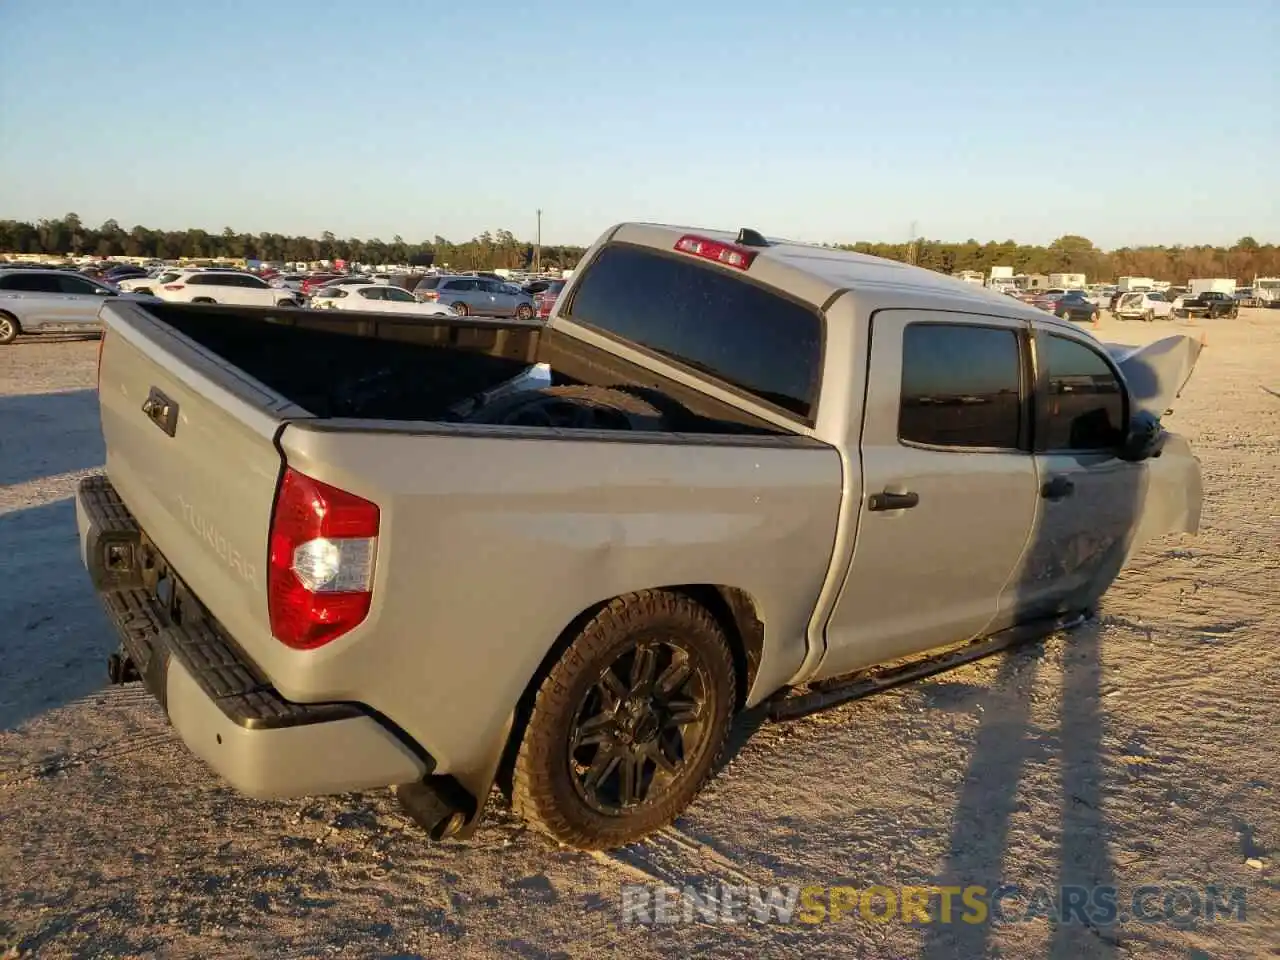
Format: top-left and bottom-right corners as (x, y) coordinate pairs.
(97, 301), (304, 663)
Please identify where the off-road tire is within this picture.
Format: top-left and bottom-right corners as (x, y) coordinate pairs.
(467, 384), (666, 430)
(0, 312), (18, 345)
(510, 590), (737, 849)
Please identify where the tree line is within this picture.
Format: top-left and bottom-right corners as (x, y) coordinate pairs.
(2, 214), (1277, 283)
(0, 214), (585, 272)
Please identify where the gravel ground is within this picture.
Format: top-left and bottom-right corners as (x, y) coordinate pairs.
(1, 315), (1277, 959)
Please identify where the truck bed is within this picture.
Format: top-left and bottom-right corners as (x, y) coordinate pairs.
(145, 302), (545, 420)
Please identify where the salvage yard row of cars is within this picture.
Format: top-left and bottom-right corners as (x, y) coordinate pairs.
(0, 254), (1260, 346)
(0, 260), (569, 344)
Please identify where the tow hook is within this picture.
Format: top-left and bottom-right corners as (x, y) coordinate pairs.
(107, 650), (140, 685)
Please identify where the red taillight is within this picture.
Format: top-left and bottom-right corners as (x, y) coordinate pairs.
(673, 234), (756, 270)
(421, 291), (438, 301)
(268, 468), (379, 650)
(164, 284), (184, 291)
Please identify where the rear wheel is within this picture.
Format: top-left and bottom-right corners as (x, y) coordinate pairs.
(0, 312), (19, 344)
(1090, 310), (1100, 323)
(510, 590), (737, 849)
(451, 301), (469, 316)
(1144, 309), (1154, 322)
(515, 303), (534, 321)
(192, 297), (217, 304)
(277, 298), (299, 308)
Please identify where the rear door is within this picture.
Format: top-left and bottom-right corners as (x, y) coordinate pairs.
(96, 301), (303, 661)
(818, 312), (1040, 679)
(1012, 328), (1139, 617)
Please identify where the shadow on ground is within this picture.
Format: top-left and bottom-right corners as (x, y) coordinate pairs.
(0, 498), (114, 729)
(0, 389), (102, 486)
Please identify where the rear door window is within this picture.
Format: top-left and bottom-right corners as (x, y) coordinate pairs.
(898, 323), (1023, 449)
(565, 244), (822, 418)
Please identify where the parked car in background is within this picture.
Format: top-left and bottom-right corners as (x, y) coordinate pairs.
(301, 273), (343, 298)
(535, 278), (567, 319)
(270, 273), (309, 293)
(104, 264), (149, 284)
(1114, 290), (1173, 321)
(0, 269), (156, 344)
(310, 283), (454, 316)
(1174, 291), (1239, 319)
(414, 275), (536, 318)
(1031, 291), (1100, 323)
(152, 271), (301, 307)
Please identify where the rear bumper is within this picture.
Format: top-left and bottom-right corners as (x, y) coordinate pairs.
(75, 474), (432, 799)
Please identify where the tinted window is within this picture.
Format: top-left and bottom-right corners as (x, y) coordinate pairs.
(0, 273), (62, 292)
(567, 244), (821, 417)
(188, 274), (219, 285)
(58, 275), (103, 295)
(157, 272), (181, 284)
(1042, 335), (1125, 451)
(415, 277), (441, 291)
(383, 287), (415, 302)
(357, 287), (384, 300)
(899, 323), (1022, 449)
(227, 274), (267, 288)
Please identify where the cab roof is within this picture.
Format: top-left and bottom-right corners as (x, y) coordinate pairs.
(606, 221), (1053, 325)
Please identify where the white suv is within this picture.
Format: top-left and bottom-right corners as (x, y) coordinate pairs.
(1114, 290), (1173, 322)
(153, 270), (300, 307)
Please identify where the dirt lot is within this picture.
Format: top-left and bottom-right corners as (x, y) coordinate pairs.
(1, 313), (1277, 959)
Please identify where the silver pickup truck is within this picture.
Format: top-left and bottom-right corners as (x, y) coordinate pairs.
(76, 223), (1204, 850)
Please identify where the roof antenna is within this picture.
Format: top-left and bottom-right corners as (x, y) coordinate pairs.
(735, 228), (769, 247)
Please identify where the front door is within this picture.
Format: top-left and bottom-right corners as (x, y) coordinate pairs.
(816, 310), (1041, 681)
(1009, 328), (1142, 618)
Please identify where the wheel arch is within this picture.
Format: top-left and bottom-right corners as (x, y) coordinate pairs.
(492, 583), (764, 799)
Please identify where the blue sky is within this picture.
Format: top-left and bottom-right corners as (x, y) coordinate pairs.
(1, 0), (1276, 248)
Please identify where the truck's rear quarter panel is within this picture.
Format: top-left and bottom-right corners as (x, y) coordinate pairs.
(274, 424), (844, 784)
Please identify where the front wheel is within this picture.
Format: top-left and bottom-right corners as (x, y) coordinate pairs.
(0, 312), (19, 345)
(1091, 310), (1100, 323)
(1144, 309), (1154, 322)
(510, 590), (736, 849)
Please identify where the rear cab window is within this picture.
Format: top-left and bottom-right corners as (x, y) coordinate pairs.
(564, 243), (822, 420)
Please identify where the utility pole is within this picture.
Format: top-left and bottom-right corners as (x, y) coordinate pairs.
(907, 220), (919, 266)
(534, 209), (542, 273)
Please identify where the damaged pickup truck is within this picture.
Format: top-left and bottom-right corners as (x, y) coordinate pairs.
(77, 223), (1204, 850)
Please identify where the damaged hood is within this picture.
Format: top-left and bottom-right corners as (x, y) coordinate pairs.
(1105, 334), (1205, 419)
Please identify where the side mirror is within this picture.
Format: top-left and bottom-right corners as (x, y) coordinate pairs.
(1118, 410), (1166, 462)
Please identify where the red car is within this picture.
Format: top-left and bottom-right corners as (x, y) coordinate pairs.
(534, 279), (567, 319)
(301, 273), (342, 297)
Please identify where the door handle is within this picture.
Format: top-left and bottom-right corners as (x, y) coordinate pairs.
(868, 490), (919, 512)
(1041, 476), (1075, 500)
